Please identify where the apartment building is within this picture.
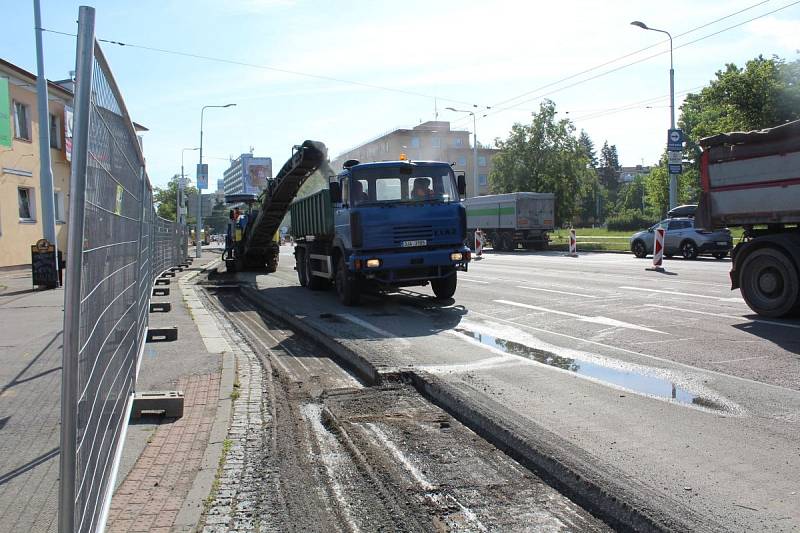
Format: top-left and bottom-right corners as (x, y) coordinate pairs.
(0, 58), (73, 269)
(332, 121), (499, 197)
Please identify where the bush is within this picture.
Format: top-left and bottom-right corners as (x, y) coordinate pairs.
(606, 210), (654, 231)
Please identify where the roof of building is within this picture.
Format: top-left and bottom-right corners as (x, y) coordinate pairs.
(0, 57), (74, 98)
(1, 57), (150, 131)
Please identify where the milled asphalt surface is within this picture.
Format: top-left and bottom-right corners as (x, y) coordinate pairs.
(242, 245), (800, 532)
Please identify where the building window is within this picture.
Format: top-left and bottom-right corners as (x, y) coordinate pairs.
(54, 191), (65, 223)
(383, 141), (390, 153)
(49, 113), (62, 149)
(13, 101), (31, 141)
(431, 137), (441, 148)
(18, 187), (35, 221)
(453, 137), (464, 147)
(457, 156), (467, 167)
(410, 137), (420, 148)
(478, 155), (487, 167)
(479, 174), (488, 186)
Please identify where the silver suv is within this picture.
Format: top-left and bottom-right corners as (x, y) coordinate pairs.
(630, 217), (732, 260)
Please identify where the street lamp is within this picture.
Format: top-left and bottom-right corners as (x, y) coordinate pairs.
(631, 20), (677, 210)
(197, 103), (236, 258)
(446, 107), (479, 198)
(180, 147), (199, 226)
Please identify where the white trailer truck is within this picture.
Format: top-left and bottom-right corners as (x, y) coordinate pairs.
(696, 119), (800, 317)
(464, 192), (555, 251)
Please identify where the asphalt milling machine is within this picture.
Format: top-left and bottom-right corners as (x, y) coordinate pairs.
(223, 140), (328, 273)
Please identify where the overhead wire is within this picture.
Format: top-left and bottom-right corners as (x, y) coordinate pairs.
(476, 0), (800, 122)
(40, 28), (484, 109)
(487, 0), (773, 111)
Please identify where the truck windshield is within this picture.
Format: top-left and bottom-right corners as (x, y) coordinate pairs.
(349, 165), (458, 206)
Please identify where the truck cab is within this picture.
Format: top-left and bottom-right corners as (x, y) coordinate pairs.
(292, 159), (471, 305)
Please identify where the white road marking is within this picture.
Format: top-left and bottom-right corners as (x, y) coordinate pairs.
(466, 308), (799, 395)
(710, 355), (771, 364)
(619, 286), (742, 302)
(645, 304), (800, 330)
(339, 313), (411, 346)
(516, 285), (598, 298)
(459, 277), (490, 284)
(495, 299), (667, 334)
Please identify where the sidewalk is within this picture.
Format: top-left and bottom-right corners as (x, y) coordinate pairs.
(0, 251), (232, 533)
(0, 269), (64, 533)
(106, 253), (233, 533)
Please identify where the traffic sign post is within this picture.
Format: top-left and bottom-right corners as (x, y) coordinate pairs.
(667, 128), (683, 151)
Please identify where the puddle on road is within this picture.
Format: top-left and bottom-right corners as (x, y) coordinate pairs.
(455, 328), (726, 410)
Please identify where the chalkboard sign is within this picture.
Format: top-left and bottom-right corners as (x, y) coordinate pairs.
(31, 239), (59, 289)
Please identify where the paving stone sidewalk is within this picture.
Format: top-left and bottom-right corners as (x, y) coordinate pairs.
(106, 255), (229, 532)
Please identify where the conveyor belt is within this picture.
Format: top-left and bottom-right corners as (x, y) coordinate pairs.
(238, 140), (327, 269)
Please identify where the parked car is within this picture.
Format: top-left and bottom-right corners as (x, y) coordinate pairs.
(667, 204), (697, 218)
(630, 217), (732, 260)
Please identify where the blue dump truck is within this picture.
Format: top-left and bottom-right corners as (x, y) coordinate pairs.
(290, 159), (471, 305)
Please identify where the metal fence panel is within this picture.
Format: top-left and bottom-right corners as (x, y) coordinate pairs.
(60, 7), (188, 532)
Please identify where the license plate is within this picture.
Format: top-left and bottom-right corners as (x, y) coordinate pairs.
(716, 241), (728, 246)
(402, 239), (427, 247)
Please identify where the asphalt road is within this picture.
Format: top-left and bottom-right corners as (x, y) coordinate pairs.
(247, 246), (800, 531)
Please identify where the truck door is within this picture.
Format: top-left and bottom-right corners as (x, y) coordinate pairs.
(334, 177), (351, 249)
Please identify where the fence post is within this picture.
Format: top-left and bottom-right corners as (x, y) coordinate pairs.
(59, 6), (94, 533)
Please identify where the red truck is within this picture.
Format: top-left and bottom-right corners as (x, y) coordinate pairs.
(696, 119), (800, 317)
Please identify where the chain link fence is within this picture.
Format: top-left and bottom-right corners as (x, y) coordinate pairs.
(60, 8), (188, 532)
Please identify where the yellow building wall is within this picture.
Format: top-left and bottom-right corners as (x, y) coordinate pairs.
(0, 79), (71, 268)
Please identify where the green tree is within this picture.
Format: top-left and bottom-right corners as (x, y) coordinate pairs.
(644, 159), (702, 217)
(577, 130), (597, 168)
(154, 174), (198, 222)
(489, 100), (594, 225)
(598, 141), (620, 213)
(680, 55), (800, 167)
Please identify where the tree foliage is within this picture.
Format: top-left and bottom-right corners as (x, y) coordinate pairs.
(489, 100), (594, 224)
(154, 174), (198, 222)
(680, 55), (800, 165)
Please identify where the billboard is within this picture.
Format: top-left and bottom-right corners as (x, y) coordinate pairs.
(244, 157), (272, 195)
(197, 163), (208, 189)
(64, 105), (74, 161)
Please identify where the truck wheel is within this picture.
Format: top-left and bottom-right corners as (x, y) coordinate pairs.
(740, 247), (799, 318)
(295, 248), (308, 287)
(335, 256), (360, 306)
(432, 272), (457, 300)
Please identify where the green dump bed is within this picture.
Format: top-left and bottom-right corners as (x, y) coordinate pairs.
(290, 189), (334, 239)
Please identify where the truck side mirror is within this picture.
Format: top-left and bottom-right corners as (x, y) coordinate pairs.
(457, 174), (467, 198)
(329, 182), (342, 203)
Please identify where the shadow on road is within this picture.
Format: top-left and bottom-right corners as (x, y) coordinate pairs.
(733, 319), (800, 356)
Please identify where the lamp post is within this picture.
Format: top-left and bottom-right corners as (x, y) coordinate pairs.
(631, 20), (677, 210)
(180, 147), (198, 226)
(197, 104), (235, 258)
(446, 107), (479, 198)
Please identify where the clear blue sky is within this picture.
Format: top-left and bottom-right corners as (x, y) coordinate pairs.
(4, 0), (799, 188)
